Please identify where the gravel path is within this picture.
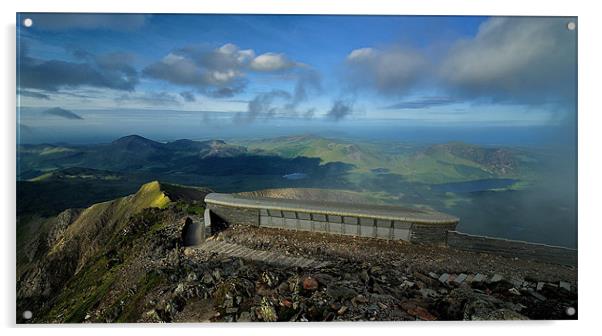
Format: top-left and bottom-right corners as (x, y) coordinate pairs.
(217, 224), (577, 285)
(195, 239), (329, 268)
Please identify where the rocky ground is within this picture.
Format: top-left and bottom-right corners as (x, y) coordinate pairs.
(140, 224), (577, 322)
(219, 225), (577, 284)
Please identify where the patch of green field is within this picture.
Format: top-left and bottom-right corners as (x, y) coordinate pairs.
(39, 147), (76, 156)
(506, 180), (532, 191)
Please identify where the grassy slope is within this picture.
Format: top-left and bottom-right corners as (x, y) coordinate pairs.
(402, 148), (493, 183)
(18, 180), (207, 323)
(36, 179), (211, 322)
(40, 209), (173, 323)
(53, 181), (170, 253)
(243, 136), (386, 173)
(18, 181), (170, 275)
(28, 167), (123, 182)
(243, 136), (531, 184)
(17, 167), (158, 218)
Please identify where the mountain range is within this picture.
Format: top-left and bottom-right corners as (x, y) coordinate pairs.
(17, 134), (540, 220)
(19, 134), (533, 183)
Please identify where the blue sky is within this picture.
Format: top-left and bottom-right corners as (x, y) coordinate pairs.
(16, 14), (577, 142)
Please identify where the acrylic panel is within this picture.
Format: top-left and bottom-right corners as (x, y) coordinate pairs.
(16, 13), (577, 323)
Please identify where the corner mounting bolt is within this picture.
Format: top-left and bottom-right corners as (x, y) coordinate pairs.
(567, 22), (576, 31)
(22, 310), (33, 320)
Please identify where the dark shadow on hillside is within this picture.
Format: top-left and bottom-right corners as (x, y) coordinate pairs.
(174, 155), (352, 177)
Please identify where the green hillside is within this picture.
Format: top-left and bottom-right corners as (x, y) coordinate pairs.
(243, 135), (386, 173)
(29, 167), (123, 182)
(17, 181), (211, 323)
(241, 135), (534, 184)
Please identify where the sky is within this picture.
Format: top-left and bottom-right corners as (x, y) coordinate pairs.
(16, 14), (577, 143)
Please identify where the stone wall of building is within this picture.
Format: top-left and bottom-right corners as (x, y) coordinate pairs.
(446, 231), (577, 266)
(206, 203), (260, 227)
(410, 223), (458, 245)
(206, 204), (455, 243)
(258, 210), (418, 240)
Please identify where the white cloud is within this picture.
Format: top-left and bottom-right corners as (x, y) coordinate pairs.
(250, 52), (296, 72)
(144, 43), (303, 97)
(438, 17), (576, 104)
(237, 49), (256, 63)
(162, 53), (186, 65)
(345, 47), (427, 95)
(347, 48), (374, 61)
(207, 70), (240, 84)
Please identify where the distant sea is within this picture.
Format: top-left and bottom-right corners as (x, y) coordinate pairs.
(17, 109), (573, 148)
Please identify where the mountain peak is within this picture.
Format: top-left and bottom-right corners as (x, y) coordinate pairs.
(110, 135), (165, 152)
(112, 134), (156, 144)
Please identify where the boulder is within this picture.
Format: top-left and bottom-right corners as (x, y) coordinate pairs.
(302, 276), (319, 291)
(327, 285), (358, 300)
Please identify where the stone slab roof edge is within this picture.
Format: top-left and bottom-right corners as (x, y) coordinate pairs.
(205, 192), (459, 225)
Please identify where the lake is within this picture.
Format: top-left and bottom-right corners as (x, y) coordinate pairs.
(283, 173), (308, 180)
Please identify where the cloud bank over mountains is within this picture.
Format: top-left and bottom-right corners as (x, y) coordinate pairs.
(439, 17), (576, 106)
(345, 17), (576, 109)
(19, 46), (139, 92)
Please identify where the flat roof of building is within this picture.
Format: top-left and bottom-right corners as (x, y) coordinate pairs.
(204, 193), (459, 224)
